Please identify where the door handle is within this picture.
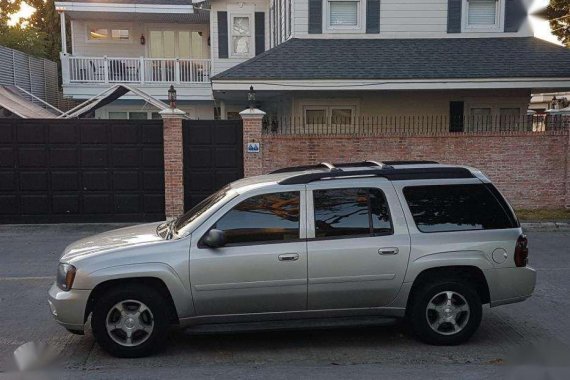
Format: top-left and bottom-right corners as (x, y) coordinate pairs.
(378, 248), (399, 255)
(278, 253), (299, 262)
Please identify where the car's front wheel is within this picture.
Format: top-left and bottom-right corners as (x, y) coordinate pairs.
(91, 284), (169, 358)
(408, 280), (482, 345)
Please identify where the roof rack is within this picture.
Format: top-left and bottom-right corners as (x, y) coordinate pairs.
(382, 160), (439, 166)
(270, 160), (393, 174)
(278, 166), (474, 185)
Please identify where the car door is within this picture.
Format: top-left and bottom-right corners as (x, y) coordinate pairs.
(306, 178), (411, 310)
(189, 186), (308, 316)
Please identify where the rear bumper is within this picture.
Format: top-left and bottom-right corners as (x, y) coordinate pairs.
(485, 266), (537, 307)
(47, 283), (90, 332)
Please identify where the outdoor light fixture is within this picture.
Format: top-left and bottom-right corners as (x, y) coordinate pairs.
(248, 85), (256, 110)
(168, 85), (177, 109)
(140, 34), (146, 45)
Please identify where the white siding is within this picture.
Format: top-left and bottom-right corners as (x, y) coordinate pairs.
(292, 0), (532, 39)
(211, 0), (270, 76)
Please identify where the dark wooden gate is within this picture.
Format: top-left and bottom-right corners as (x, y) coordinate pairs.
(183, 119), (243, 210)
(0, 119), (165, 223)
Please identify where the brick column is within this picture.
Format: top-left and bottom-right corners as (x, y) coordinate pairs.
(240, 108), (266, 177)
(160, 108), (188, 219)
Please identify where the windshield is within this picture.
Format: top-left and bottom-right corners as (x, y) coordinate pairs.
(173, 186), (232, 235)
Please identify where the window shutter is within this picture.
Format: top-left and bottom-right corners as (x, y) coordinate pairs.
(366, 0), (380, 34)
(308, 0), (322, 34)
(447, 0), (462, 33)
(255, 12), (265, 55)
(217, 11), (228, 58)
(504, 0), (526, 32)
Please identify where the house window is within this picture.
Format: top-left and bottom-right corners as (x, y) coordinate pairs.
(304, 105), (356, 131)
(231, 16), (251, 56)
(464, 0), (501, 30)
(326, 0), (363, 31)
(88, 26), (131, 42)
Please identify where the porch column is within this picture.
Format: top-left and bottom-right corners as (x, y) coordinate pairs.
(160, 108), (188, 219)
(59, 11), (67, 54)
(240, 107), (266, 177)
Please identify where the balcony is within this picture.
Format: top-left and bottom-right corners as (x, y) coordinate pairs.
(61, 56), (213, 101)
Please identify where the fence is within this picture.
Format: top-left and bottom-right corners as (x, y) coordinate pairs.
(262, 115), (569, 135)
(0, 45), (59, 107)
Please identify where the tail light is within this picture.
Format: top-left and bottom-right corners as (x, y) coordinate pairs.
(514, 234), (528, 267)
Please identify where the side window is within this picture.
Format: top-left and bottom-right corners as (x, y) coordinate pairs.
(403, 184), (515, 233)
(313, 188), (392, 238)
(213, 192), (300, 246)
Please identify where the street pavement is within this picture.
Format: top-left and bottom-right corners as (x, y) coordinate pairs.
(0, 224), (569, 379)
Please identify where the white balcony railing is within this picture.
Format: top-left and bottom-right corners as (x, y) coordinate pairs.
(62, 56), (211, 85)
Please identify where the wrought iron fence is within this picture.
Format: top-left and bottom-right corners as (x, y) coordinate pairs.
(262, 115), (570, 135)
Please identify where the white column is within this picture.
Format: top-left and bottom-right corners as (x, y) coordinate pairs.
(59, 11), (67, 54)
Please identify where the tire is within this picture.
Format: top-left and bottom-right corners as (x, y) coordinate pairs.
(91, 284), (170, 358)
(408, 279), (482, 346)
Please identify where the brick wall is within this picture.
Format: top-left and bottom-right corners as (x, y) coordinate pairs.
(260, 131), (570, 210)
(162, 116), (184, 218)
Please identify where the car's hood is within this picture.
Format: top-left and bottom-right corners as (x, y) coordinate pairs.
(61, 222), (164, 261)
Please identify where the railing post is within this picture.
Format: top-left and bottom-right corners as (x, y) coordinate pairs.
(175, 58), (181, 84)
(60, 53), (70, 85)
(103, 56), (109, 84)
(140, 56), (145, 84)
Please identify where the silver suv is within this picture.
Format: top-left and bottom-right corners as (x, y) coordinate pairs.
(48, 161), (536, 357)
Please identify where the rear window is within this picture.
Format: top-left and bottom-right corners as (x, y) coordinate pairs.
(403, 184), (516, 233)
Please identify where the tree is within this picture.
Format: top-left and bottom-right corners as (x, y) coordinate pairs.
(545, 0), (570, 47)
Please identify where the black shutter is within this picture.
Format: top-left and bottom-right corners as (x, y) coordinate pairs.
(447, 0), (462, 34)
(366, 0), (380, 34)
(217, 11), (228, 58)
(308, 0), (322, 34)
(255, 12), (265, 55)
(504, 0), (526, 33)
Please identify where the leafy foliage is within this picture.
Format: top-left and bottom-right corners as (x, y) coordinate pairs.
(0, 0), (67, 62)
(545, 0), (570, 47)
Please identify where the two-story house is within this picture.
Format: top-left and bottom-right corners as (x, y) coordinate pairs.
(56, 0), (570, 130)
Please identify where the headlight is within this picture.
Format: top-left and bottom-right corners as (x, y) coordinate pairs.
(56, 263), (76, 291)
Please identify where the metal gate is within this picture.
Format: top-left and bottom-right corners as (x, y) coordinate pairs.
(183, 119), (243, 210)
(0, 119), (165, 223)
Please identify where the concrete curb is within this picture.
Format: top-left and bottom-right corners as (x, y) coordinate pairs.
(521, 222), (570, 232)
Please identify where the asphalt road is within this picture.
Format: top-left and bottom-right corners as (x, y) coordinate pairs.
(1, 225), (570, 379)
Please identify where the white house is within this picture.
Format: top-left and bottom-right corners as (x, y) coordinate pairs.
(56, 0), (570, 129)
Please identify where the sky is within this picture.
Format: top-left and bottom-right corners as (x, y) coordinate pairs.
(6, 0), (564, 46)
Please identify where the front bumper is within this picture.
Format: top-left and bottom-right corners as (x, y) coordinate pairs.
(47, 283), (90, 332)
(485, 266), (537, 307)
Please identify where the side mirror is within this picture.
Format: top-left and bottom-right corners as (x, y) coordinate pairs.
(202, 229), (226, 248)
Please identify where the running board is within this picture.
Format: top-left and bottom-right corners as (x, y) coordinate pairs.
(183, 316), (399, 335)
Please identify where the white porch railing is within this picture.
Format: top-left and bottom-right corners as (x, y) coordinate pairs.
(61, 56), (211, 84)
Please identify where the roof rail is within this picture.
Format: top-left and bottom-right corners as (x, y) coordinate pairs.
(278, 167), (474, 185)
(382, 160), (439, 165)
(270, 162), (337, 174)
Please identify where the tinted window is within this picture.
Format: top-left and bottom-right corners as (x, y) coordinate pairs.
(403, 184), (515, 233)
(213, 192), (300, 245)
(313, 188), (392, 238)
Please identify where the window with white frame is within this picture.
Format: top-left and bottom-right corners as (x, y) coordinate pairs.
(231, 15), (251, 56)
(326, 0), (364, 31)
(464, 0), (501, 30)
(304, 105), (356, 130)
(88, 25), (131, 42)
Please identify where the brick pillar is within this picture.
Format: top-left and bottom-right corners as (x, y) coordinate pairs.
(240, 108), (266, 177)
(160, 108), (188, 219)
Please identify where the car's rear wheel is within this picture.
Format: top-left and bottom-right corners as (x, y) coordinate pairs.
(91, 284), (169, 358)
(409, 280), (482, 345)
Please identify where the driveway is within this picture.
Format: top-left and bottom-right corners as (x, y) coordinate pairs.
(0, 225), (569, 379)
